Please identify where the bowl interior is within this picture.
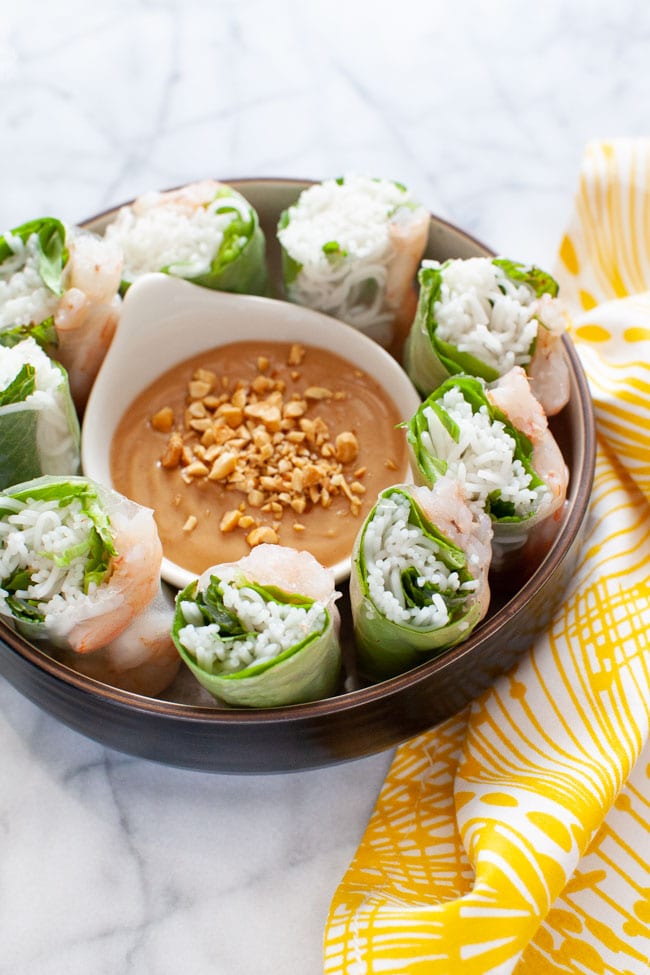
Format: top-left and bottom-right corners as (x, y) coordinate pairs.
(0, 179), (596, 773)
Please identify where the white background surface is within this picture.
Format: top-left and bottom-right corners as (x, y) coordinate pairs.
(1, 2), (648, 973)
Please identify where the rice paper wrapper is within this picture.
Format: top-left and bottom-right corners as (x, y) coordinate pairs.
(0, 475), (162, 655)
(105, 181), (269, 297)
(277, 175), (429, 351)
(171, 545), (342, 708)
(350, 481), (492, 681)
(405, 370), (568, 567)
(0, 338), (80, 490)
(323, 140), (650, 975)
(403, 257), (570, 415)
(0, 217), (123, 410)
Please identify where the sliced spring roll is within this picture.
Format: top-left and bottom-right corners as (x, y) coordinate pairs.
(277, 175), (429, 350)
(103, 179), (268, 296)
(0, 475), (165, 658)
(404, 369), (569, 561)
(0, 338), (80, 490)
(403, 257), (571, 415)
(350, 480), (492, 681)
(0, 217), (123, 409)
(172, 544), (341, 708)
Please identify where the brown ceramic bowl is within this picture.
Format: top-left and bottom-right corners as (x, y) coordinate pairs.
(0, 179), (596, 773)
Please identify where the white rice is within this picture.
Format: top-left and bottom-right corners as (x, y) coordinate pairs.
(363, 492), (477, 628)
(421, 386), (548, 517)
(0, 233), (59, 330)
(178, 572), (327, 673)
(104, 188), (253, 282)
(278, 175), (420, 333)
(0, 338), (78, 472)
(429, 258), (541, 372)
(0, 497), (117, 622)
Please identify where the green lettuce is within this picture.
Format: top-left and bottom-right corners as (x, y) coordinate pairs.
(351, 486), (487, 681)
(403, 259), (559, 397)
(0, 346), (79, 490)
(0, 476), (117, 629)
(172, 574), (341, 707)
(0, 217), (68, 297)
(404, 375), (545, 524)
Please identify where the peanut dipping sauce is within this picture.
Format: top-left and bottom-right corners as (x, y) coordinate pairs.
(110, 340), (409, 576)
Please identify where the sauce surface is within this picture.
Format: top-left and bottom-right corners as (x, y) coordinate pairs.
(110, 340), (409, 576)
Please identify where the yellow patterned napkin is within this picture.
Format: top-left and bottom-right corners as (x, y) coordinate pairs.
(324, 140), (650, 975)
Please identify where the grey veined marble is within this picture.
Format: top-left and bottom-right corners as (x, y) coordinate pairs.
(0, 0), (648, 971)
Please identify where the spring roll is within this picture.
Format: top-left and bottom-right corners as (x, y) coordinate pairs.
(403, 257), (571, 415)
(404, 369), (569, 562)
(103, 179), (268, 296)
(172, 544), (341, 708)
(277, 175), (429, 350)
(350, 481), (492, 681)
(0, 475), (166, 657)
(0, 217), (123, 409)
(0, 338), (80, 490)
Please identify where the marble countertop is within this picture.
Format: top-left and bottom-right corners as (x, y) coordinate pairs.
(1, 2), (648, 972)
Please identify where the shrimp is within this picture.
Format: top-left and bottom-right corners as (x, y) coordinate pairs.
(488, 366), (569, 509)
(527, 294), (572, 416)
(200, 543), (339, 613)
(412, 477), (493, 618)
(385, 206), (430, 359)
(53, 231), (123, 410)
(65, 496), (163, 655)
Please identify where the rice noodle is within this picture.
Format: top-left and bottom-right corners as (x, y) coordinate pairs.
(363, 492), (477, 628)
(178, 569), (328, 673)
(0, 497), (121, 622)
(420, 385), (549, 517)
(430, 258), (542, 372)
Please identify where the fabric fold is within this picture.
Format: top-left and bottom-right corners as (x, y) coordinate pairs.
(323, 139), (650, 975)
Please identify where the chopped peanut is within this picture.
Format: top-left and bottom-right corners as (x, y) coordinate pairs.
(151, 407), (174, 433)
(246, 525), (279, 547)
(153, 343), (397, 547)
(335, 431), (359, 464)
(219, 509), (241, 532)
(161, 432), (184, 468)
(287, 344), (305, 366)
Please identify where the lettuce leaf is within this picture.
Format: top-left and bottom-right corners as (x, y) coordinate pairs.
(0, 218), (67, 297)
(172, 575), (341, 707)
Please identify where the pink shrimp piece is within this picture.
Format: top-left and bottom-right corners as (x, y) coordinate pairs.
(527, 294), (572, 416)
(411, 478), (493, 618)
(488, 366), (569, 510)
(53, 232), (123, 410)
(133, 179), (221, 216)
(385, 207), (430, 358)
(197, 543), (340, 621)
(67, 498), (163, 655)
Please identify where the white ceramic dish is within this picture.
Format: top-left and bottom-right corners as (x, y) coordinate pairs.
(81, 272), (421, 587)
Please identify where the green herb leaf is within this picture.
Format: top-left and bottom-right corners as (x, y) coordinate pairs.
(0, 218), (67, 297)
(493, 258), (559, 298)
(0, 317), (59, 351)
(0, 363), (36, 407)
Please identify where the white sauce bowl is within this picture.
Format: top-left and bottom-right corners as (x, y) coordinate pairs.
(81, 272), (421, 587)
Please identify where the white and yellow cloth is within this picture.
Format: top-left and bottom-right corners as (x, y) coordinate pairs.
(324, 140), (650, 975)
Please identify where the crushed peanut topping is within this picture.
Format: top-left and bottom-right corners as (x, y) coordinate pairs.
(152, 343), (385, 549)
